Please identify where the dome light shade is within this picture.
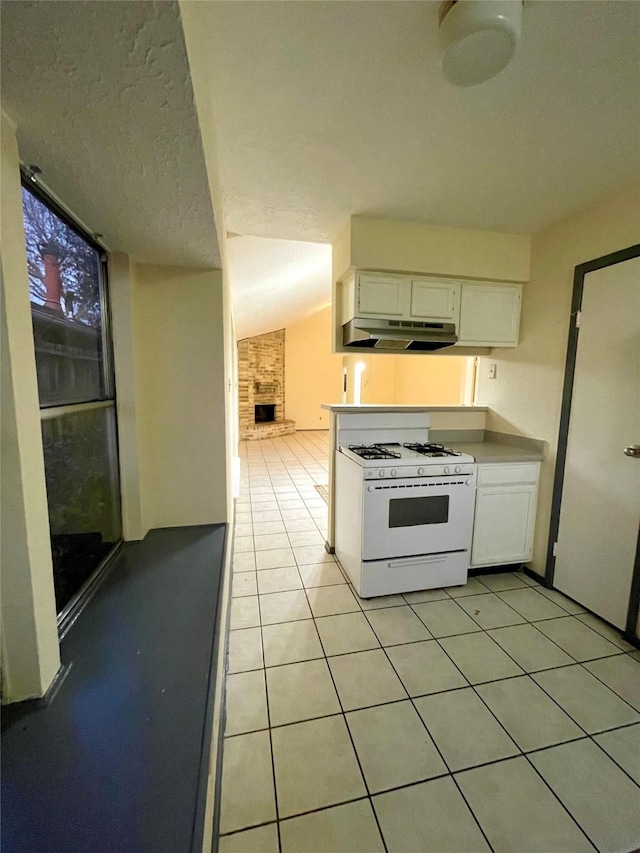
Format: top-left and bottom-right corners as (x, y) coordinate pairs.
(439, 0), (523, 87)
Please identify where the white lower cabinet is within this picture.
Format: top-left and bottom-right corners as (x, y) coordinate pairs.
(471, 464), (540, 567)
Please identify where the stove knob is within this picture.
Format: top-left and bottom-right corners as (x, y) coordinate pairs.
(390, 469), (398, 477)
(466, 478), (473, 486)
(378, 469), (386, 478)
(444, 466), (451, 475)
(368, 485), (374, 492)
(455, 465), (462, 474)
(417, 467), (425, 476)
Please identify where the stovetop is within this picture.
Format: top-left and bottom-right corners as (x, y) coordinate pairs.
(348, 442), (464, 460)
(342, 442), (475, 468)
(402, 443), (464, 458)
(348, 444), (402, 460)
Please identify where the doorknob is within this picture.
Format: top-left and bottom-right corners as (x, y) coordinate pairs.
(624, 445), (640, 458)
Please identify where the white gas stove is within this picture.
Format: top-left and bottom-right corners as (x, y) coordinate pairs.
(334, 412), (477, 597)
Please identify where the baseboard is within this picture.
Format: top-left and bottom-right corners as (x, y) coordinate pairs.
(191, 522), (230, 853)
(468, 563), (525, 577)
(58, 541), (123, 640)
(1, 662), (72, 729)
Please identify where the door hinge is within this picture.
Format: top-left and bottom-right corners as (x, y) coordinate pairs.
(575, 311), (581, 329)
(552, 541), (558, 557)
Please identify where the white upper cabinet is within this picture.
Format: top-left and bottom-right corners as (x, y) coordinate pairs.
(457, 282), (522, 346)
(339, 271), (523, 350)
(357, 273), (408, 316)
(410, 278), (460, 323)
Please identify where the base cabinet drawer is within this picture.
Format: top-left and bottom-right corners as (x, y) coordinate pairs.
(477, 463), (539, 486)
(471, 483), (538, 567)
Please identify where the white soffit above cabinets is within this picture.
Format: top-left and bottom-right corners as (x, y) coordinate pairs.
(1, 0), (220, 268)
(196, 0), (640, 242)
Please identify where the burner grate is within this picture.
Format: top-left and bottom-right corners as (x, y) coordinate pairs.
(348, 444), (402, 460)
(403, 442), (462, 458)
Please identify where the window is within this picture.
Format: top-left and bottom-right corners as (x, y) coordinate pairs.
(22, 184), (110, 407)
(22, 177), (122, 615)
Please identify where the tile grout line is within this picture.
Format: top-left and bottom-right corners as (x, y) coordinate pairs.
(428, 601), (634, 722)
(257, 431), (325, 853)
(295, 572), (390, 853)
(232, 565), (639, 719)
(222, 435), (640, 847)
(254, 581), (283, 853)
(218, 726), (639, 840)
(361, 582), (640, 819)
(357, 606), (619, 852)
(520, 753), (600, 851)
(404, 589), (640, 794)
(358, 603), (497, 853)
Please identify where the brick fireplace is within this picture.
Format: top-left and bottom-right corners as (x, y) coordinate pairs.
(237, 329), (296, 440)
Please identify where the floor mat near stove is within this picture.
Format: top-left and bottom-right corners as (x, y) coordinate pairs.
(314, 484), (329, 504)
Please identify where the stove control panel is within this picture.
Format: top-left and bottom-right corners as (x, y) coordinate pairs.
(365, 464), (476, 480)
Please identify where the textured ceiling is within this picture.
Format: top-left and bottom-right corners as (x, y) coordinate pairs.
(197, 0), (640, 242)
(228, 237), (331, 340)
(1, 0), (220, 268)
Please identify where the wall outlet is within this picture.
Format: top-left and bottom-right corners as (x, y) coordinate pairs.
(488, 363), (497, 380)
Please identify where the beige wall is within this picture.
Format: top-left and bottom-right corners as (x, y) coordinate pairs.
(476, 183), (640, 577)
(1, 111), (60, 702)
(336, 215), (531, 282)
(109, 253), (148, 540)
(128, 263), (229, 531)
(331, 215), (531, 352)
(285, 317), (465, 417)
(342, 352), (468, 407)
(393, 356), (468, 406)
(180, 0), (238, 514)
(221, 262), (238, 509)
(362, 355), (396, 404)
(285, 307), (343, 429)
(1, 15), (235, 702)
(110, 260), (231, 535)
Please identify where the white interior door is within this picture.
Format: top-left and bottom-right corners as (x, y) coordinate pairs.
(554, 256), (640, 629)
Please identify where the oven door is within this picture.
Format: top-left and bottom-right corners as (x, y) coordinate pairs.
(362, 474), (476, 561)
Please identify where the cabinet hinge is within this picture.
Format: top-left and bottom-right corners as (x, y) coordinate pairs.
(575, 311), (581, 329)
(552, 541), (558, 557)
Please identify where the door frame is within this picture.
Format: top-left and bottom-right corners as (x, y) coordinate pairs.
(545, 243), (640, 643)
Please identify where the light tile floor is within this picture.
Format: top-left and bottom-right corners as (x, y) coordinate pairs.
(218, 431), (640, 853)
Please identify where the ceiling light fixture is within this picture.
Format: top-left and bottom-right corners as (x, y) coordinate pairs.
(438, 0), (523, 87)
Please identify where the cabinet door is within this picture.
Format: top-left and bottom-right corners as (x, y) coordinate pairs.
(410, 278), (460, 322)
(357, 273), (407, 316)
(471, 484), (537, 567)
(458, 283), (522, 346)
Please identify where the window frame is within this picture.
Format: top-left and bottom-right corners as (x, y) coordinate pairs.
(20, 169), (116, 407)
(21, 171), (123, 626)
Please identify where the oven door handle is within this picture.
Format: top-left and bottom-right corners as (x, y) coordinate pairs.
(389, 554), (449, 568)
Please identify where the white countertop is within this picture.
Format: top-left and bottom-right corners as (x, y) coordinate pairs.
(321, 404), (489, 413)
(449, 440), (544, 463)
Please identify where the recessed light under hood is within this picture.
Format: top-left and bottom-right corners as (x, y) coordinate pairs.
(343, 317), (458, 352)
